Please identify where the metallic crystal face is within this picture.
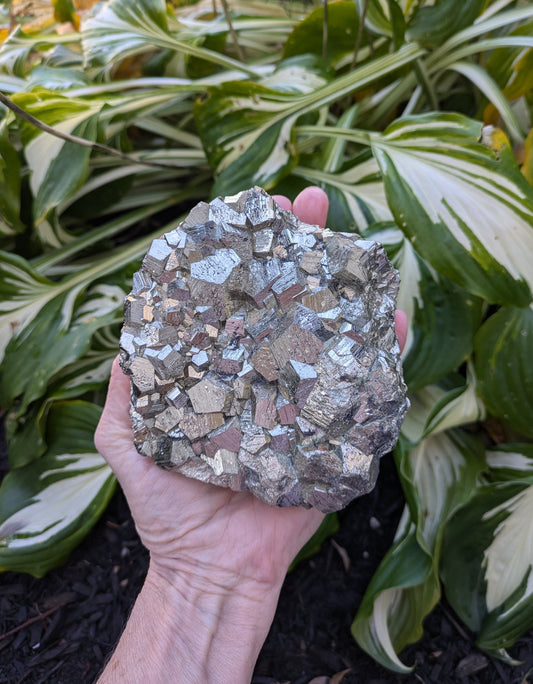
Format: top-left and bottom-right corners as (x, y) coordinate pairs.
(120, 187), (409, 513)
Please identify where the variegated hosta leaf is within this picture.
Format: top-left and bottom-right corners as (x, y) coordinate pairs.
(486, 443), (533, 482)
(441, 475), (533, 655)
(371, 113), (533, 306)
(400, 385), (447, 444)
(0, 229), (156, 364)
(11, 91), (102, 225)
(367, 224), (482, 390)
(0, 293), (116, 414)
(396, 429), (485, 553)
(423, 361), (486, 437)
(474, 306), (533, 438)
(352, 511), (440, 673)
(81, 0), (254, 78)
(0, 27), (54, 76)
(0, 401), (115, 577)
(81, 0), (169, 76)
(354, 430), (485, 670)
(292, 153), (392, 233)
(195, 43), (424, 196)
(0, 136), (24, 237)
(0, 251), (69, 362)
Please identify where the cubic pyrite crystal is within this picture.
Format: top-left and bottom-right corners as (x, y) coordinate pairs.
(120, 187), (409, 513)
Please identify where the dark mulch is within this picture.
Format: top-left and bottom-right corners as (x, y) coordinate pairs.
(1, 453), (533, 684)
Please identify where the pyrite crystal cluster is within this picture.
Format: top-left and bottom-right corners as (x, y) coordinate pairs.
(120, 187), (408, 513)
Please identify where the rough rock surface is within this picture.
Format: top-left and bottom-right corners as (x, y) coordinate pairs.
(120, 187), (409, 513)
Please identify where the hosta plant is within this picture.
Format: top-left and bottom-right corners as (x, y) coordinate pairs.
(0, 0), (532, 672)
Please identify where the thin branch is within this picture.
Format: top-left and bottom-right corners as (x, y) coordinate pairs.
(0, 605), (63, 642)
(351, 0), (369, 69)
(322, 0), (329, 62)
(220, 0), (246, 63)
(0, 92), (181, 170)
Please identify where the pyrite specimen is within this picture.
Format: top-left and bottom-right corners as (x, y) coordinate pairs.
(120, 187), (409, 513)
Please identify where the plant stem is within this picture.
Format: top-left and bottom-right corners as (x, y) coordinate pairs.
(0, 92), (185, 170)
(352, 0), (369, 69)
(323, 0), (328, 62)
(220, 0), (246, 62)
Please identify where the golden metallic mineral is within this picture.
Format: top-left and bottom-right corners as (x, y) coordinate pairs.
(120, 187), (409, 513)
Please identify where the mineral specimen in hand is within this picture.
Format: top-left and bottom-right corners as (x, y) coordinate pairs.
(120, 187), (409, 513)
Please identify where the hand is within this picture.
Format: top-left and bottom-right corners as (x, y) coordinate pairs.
(95, 186), (407, 683)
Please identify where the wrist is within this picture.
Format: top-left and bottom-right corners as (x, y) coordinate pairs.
(147, 559), (283, 680)
(99, 559), (284, 684)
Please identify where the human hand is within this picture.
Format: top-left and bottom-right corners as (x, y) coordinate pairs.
(95, 186), (407, 683)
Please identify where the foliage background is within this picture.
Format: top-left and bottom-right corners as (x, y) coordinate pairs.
(0, 0), (532, 672)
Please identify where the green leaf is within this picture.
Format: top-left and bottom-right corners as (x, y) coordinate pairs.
(196, 43), (424, 196)
(445, 61), (526, 144)
(367, 224), (482, 390)
(195, 80), (298, 196)
(0, 135), (24, 236)
(357, 0), (406, 43)
(11, 90), (102, 224)
(474, 306), (533, 438)
(351, 512), (439, 673)
(397, 430), (485, 552)
(354, 429), (485, 670)
(442, 478), (533, 652)
(486, 443), (533, 482)
(372, 113), (533, 306)
(407, 0), (486, 48)
(0, 251), (63, 362)
(5, 399), (52, 469)
(283, 1), (363, 64)
(293, 153), (392, 232)
(0, 292), (116, 414)
(423, 361), (486, 437)
(0, 401), (115, 577)
(81, 0), (255, 78)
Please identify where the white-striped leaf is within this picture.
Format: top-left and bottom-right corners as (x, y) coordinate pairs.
(0, 284), (119, 413)
(371, 113), (533, 306)
(353, 430), (485, 670)
(474, 306), (533, 438)
(397, 430), (485, 554)
(423, 362), (486, 437)
(486, 443), (533, 481)
(0, 227), (160, 364)
(441, 475), (533, 655)
(400, 385), (447, 445)
(0, 401), (115, 577)
(0, 251), (68, 362)
(292, 154), (392, 233)
(12, 91), (102, 225)
(367, 224), (482, 390)
(194, 43), (424, 196)
(81, 0), (254, 78)
(352, 514), (439, 673)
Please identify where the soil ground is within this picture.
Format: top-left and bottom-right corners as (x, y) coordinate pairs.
(1, 451), (533, 684)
